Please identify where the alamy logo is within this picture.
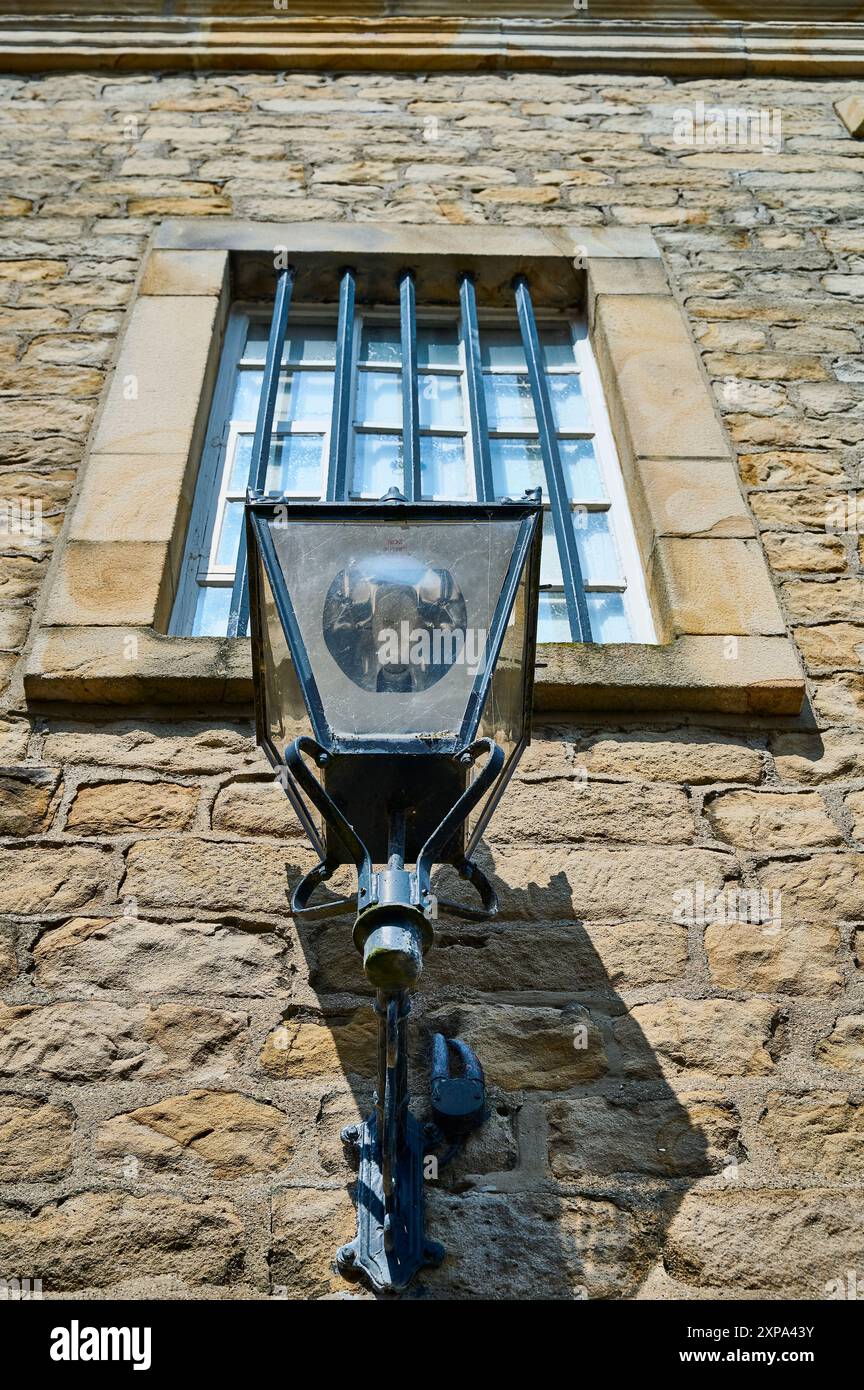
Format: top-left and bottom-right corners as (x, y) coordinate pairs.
(672, 881), (782, 931)
(673, 100), (782, 154)
(377, 621), (487, 672)
(50, 1321), (152, 1371)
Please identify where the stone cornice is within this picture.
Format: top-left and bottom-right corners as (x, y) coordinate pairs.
(0, 16), (863, 77)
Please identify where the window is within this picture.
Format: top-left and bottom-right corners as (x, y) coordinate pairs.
(172, 291), (655, 646)
(28, 225), (803, 715)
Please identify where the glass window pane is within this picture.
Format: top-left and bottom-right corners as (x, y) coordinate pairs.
(484, 374), (537, 431)
(276, 371), (334, 427)
(421, 436), (471, 499)
(357, 371), (402, 427)
(537, 593), (571, 643)
(491, 438), (545, 499)
(573, 509), (621, 586)
(352, 433), (404, 497)
(419, 373), (463, 430)
(244, 320), (337, 364)
(542, 326), (576, 370)
(192, 585), (232, 637)
(243, 321), (269, 362)
(550, 374), (589, 432)
(231, 368), (263, 421)
(266, 435), (324, 495)
(215, 499), (244, 567)
(228, 434), (253, 493)
(480, 328), (527, 372)
(284, 327), (337, 364)
(586, 592), (631, 642)
(360, 324), (401, 364)
(540, 513), (563, 587)
(417, 324), (459, 368)
(561, 439), (605, 502)
(228, 433), (324, 496)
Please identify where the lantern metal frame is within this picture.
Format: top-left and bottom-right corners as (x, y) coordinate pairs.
(245, 490), (542, 1294)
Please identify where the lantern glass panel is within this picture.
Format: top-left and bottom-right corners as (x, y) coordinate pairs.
(262, 513), (525, 743)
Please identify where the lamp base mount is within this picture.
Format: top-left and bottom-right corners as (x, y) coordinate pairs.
(336, 1113), (444, 1295)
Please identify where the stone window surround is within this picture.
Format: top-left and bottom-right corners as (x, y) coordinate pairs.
(24, 219), (804, 717)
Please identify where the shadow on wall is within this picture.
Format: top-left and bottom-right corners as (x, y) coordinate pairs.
(274, 852), (736, 1301)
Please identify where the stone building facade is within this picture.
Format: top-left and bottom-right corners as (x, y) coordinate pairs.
(1, 4), (864, 1299)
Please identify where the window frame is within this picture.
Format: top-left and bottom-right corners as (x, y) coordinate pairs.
(172, 298), (655, 646)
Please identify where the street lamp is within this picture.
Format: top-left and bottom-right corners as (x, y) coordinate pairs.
(235, 267), (543, 1294)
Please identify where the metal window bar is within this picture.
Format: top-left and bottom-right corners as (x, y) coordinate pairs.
(513, 274), (593, 643)
(399, 268), (422, 501)
(326, 266), (356, 501)
(459, 272), (494, 502)
(228, 265), (593, 642)
(228, 264), (295, 637)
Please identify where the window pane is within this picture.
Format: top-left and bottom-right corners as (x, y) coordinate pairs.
(417, 324), (459, 368)
(352, 433), (404, 496)
(419, 373), (463, 430)
(587, 592), (631, 642)
(561, 439), (605, 502)
(491, 438), (544, 498)
(228, 434), (254, 493)
(276, 371), (334, 427)
(360, 324), (401, 364)
(357, 371), (402, 427)
(421, 436), (471, 499)
(542, 326), (576, 369)
(537, 593), (570, 643)
(480, 328), (526, 372)
(549, 374), (589, 432)
(229, 433), (324, 495)
(540, 513), (563, 587)
(244, 321), (337, 364)
(484, 374), (537, 431)
(267, 435), (324, 494)
(192, 584), (232, 637)
(215, 499), (244, 567)
(231, 368), (263, 421)
(573, 510), (621, 586)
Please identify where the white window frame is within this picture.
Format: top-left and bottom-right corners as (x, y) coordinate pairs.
(172, 300), (656, 644)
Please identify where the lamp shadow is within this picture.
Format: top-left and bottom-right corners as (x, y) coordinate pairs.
(281, 850), (738, 1301)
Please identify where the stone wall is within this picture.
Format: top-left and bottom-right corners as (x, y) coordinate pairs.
(1, 67), (864, 1300)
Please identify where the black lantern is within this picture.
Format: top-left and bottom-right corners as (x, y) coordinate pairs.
(234, 266), (543, 1294)
(245, 489), (541, 1291)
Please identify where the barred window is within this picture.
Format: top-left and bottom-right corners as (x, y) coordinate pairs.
(172, 276), (654, 646)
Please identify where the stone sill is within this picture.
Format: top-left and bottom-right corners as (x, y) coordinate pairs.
(23, 632), (805, 717)
(0, 15), (863, 77)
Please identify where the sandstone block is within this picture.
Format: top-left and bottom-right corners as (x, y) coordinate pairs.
(0, 844), (113, 915)
(259, 1010), (378, 1080)
(548, 1093), (739, 1179)
(33, 916), (289, 998)
(0, 767), (60, 835)
(705, 921), (841, 996)
(759, 1092), (864, 1176)
(704, 789), (840, 849)
(96, 1089), (294, 1179)
(66, 780), (197, 834)
(0, 1191), (243, 1291)
(0, 1094), (73, 1182)
(665, 1190), (864, 1295)
(816, 1015), (864, 1073)
(613, 998), (779, 1078)
(270, 1187), (357, 1299)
